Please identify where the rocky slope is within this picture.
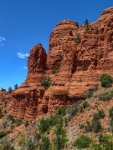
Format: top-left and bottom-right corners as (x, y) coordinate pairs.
(1, 7), (113, 121)
(0, 83), (113, 149)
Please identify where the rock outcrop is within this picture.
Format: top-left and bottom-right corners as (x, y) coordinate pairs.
(25, 43), (47, 85)
(3, 7), (113, 120)
(47, 20), (79, 74)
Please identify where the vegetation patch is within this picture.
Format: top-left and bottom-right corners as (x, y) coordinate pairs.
(52, 69), (59, 74)
(53, 127), (68, 150)
(91, 118), (102, 133)
(81, 110), (104, 133)
(84, 18), (89, 32)
(99, 91), (113, 101)
(75, 33), (81, 44)
(109, 107), (113, 118)
(38, 107), (68, 149)
(74, 135), (91, 148)
(100, 74), (113, 88)
(0, 131), (7, 138)
(86, 88), (95, 98)
(41, 76), (52, 89)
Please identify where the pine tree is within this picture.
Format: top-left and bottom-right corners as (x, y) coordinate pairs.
(8, 87), (12, 93)
(14, 84), (18, 90)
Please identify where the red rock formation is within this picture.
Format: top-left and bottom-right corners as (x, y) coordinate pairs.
(28, 43), (47, 73)
(25, 43), (47, 86)
(3, 7), (113, 121)
(47, 20), (79, 74)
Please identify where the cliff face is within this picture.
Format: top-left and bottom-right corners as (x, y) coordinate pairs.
(6, 7), (113, 120)
(25, 43), (47, 85)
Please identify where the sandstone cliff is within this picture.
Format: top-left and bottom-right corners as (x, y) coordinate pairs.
(5, 7), (113, 120)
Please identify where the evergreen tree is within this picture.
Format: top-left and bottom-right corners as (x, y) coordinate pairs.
(14, 84), (18, 90)
(84, 18), (89, 25)
(8, 87), (12, 93)
(84, 19), (89, 32)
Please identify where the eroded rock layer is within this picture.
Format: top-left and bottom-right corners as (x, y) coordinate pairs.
(4, 7), (113, 120)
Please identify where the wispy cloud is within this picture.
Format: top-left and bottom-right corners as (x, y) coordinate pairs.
(17, 52), (29, 59)
(0, 36), (6, 42)
(0, 36), (6, 46)
(1, 43), (5, 47)
(24, 66), (28, 70)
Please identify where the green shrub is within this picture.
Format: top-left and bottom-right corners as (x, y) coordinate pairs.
(100, 74), (113, 88)
(74, 135), (91, 148)
(40, 137), (50, 150)
(39, 110), (64, 134)
(110, 117), (113, 127)
(10, 124), (15, 130)
(79, 101), (89, 113)
(18, 137), (26, 146)
(103, 142), (113, 150)
(98, 109), (105, 119)
(54, 126), (63, 135)
(79, 123), (85, 129)
(99, 92), (113, 101)
(75, 33), (81, 44)
(0, 131), (7, 138)
(92, 144), (102, 150)
(50, 115), (63, 128)
(84, 121), (92, 132)
(93, 112), (101, 120)
(25, 137), (36, 150)
(2, 139), (15, 150)
(54, 135), (63, 150)
(98, 134), (106, 144)
(14, 118), (22, 126)
(2, 120), (8, 128)
(52, 69), (58, 74)
(6, 114), (14, 122)
(83, 110), (104, 133)
(67, 103), (79, 117)
(91, 118), (102, 133)
(54, 128), (67, 150)
(109, 107), (113, 117)
(41, 77), (52, 89)
(98, 134), (113, 150)
(6, 114), (22, 126)
(35, 133), (41, 141)
(80, 111), (103, 133)
(39, 118), (50, 133)
(110, 117), (113, 132)
(82, 101), (89, 109)
(79, 106), (84, 112)
(56, 107), (67, 116)
(103, 140), (113, 150)
(86, 89), (94, 98)
(93, 109), (105, 120)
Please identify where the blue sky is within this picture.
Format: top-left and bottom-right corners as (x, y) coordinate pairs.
(0, 0), (113, 90)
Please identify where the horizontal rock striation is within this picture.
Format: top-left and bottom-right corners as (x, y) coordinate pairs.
(3, 7), (113, 120)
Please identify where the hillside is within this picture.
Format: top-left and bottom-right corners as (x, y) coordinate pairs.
(0, 7), (113, 150)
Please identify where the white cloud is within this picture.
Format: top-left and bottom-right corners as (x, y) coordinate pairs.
(0, 36), (6, 46)
(17, 52), (29, 59)
(24, 66), (28, 70)
(1, 43), (5, 47)
(0, 36), (6, 42)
